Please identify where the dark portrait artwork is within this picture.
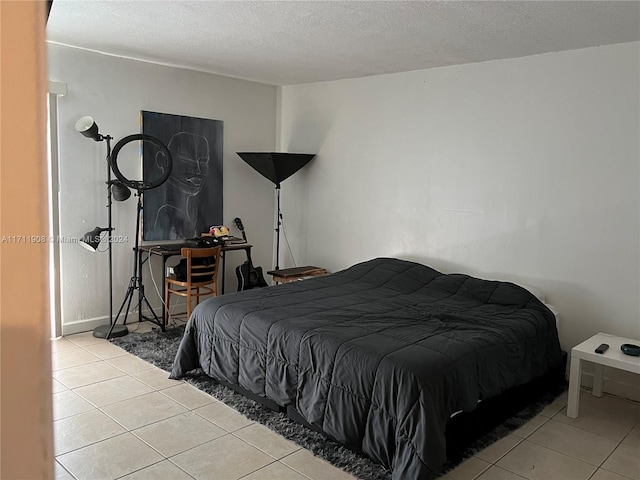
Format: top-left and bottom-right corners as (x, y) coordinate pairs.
(142, 111), (223, 241)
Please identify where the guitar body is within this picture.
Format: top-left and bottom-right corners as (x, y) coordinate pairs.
(235, 261), (268, 291)
(233, 217), (268, 291)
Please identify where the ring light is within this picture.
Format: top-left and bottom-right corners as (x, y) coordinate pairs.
(110, 134), (173, 191)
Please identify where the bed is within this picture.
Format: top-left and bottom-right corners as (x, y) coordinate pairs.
(170, 257), (563, 480)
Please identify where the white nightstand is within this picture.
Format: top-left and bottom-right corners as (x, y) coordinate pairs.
(567, 332), (640, 418)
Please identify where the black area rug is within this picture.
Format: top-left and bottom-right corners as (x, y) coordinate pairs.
(111, 326), (566, 480)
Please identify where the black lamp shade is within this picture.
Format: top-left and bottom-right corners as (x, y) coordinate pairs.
(79, 227), (108, 251)
(75, 116), (100, 141)
(237, 152), (315, 187)
(111, 181), (131, 201)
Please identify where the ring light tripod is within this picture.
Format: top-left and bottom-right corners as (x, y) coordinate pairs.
(107, 134), (173, 338)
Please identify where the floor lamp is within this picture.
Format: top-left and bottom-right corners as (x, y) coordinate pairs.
(76, 116), (132, 338)
(236, 152), (315, 271)
(76, 117), (172, 338)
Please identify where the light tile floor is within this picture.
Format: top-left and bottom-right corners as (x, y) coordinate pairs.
(52, 325), (640, 480)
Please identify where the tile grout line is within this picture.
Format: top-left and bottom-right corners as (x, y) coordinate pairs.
(473, 434), (524, 465)
(523, 418), (621, 468)
(230, 429), (303, 461)
(55, 431), (130, 460)
(55, 458), (77, 480)
(469, 461), (491, 480)
(234, 458), (281, 480)
(278, 451), (318, 480)
(112, 457), (196, 480)
(596, 444), (635, 480)
(618, 417), (640, 445)
(71, 380), (161, 410)
(550, 411), (636, 444)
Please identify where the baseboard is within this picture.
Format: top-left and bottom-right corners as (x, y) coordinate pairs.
(61, 315), (154, 337)
(60, 299), (193, 337)
(61, 316), (111, 336)
(581, 371), (640, 402)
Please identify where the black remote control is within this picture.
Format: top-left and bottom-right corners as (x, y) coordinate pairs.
(595, 343), (609, 354)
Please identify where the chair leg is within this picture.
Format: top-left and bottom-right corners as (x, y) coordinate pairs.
(165, 285), (170, 327)
(186, 288), (192, 319)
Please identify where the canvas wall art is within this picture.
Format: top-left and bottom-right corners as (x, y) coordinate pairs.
(141, 111), (223, 241)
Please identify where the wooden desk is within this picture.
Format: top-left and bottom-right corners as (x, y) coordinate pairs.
(138, 242), (253, 321)
(267, 266), (327, 284)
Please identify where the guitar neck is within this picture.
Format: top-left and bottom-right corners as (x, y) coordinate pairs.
(234, 218), (249, 243)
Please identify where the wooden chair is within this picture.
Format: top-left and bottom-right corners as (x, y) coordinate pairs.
(165, 246), (222, 326)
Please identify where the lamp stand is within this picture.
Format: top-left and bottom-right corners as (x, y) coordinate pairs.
(274, 185), (282, 271)
(93, 135), (128, 339)
(108, 192), (161, 338)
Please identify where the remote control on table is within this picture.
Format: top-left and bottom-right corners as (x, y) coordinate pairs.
(595, 343), (609, 354)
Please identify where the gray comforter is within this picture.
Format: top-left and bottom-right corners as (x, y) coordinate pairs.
(170, 257), (562, 479)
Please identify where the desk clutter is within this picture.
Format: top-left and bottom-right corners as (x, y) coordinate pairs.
(207, 225), (247, 244)
(149, 236), (245, 253)
(209, 225), (230, 238)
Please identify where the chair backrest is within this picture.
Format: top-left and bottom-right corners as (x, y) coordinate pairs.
(180, 246), (222, 285)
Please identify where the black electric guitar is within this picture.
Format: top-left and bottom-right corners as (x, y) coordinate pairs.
(234, 218), (268, 291)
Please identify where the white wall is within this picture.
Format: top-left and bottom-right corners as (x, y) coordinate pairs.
(279, 43), (640, 391)
(48, 44), (278, 334)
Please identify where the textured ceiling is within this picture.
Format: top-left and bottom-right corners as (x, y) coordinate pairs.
(47, 1), (640, 86)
